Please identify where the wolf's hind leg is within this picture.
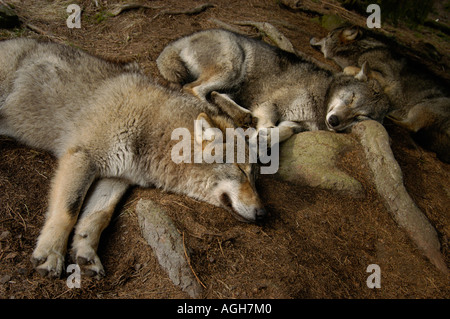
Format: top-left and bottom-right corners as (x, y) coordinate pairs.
(388, 105), (434, 133)
(32, 149), (97, 278)
(71, 178), (129, 279)
(183, 62), (244, 101)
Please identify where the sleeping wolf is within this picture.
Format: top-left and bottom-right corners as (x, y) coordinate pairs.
(156, 29), (390, 137)
(0, 38), (266, 279)
(310, 26), (450, 162)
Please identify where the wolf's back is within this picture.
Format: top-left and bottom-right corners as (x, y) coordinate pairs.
(0, 38), (142, 154)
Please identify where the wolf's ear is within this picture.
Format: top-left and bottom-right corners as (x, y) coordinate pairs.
(309, 37), (324, 49)
(195, 113), (222, 146)
(211, 92), (253, 127)
(341, 27), (361, 42)
(355, 61), (370, 81)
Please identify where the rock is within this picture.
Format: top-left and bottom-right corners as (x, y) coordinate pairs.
(0, 4), (20, 29)
(352, 120), (448, 274)
(277, 130), (363, 196)
(136, 199), (203, 298)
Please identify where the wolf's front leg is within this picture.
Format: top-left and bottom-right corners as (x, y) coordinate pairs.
(32, 149), (97, 278)
(71, 178), (129, 279)
(252, 102), (305, 144)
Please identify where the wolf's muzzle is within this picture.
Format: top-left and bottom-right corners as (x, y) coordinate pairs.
(254, 207), (267, 223)
(327, 114), (340, 128)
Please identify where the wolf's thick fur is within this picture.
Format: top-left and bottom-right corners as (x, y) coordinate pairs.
(0, 38), (265, 278)
(157, 29), (390, 136)
(310, 26), (450, 162)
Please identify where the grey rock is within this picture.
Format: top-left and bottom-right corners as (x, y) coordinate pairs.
(277, 130), (363, 196)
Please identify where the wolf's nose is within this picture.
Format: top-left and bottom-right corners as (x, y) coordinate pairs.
(328, 115), (340, 127)
(255, 208), (267, 222)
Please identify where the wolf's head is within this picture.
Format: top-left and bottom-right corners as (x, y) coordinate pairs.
(310, 26), (362, 58)
(207, 161), (266, 223)
(174, 112), (266, 223)
(325, 65), (390, 132)
(310, 26), (384, 68)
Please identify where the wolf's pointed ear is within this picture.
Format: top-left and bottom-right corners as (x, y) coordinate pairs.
(195, 113), (221, 146)
(342, 26), (360, 42)
(355, 61), (370, 81)
(309, 37), (324, 49)
(211, 92), (252, 127)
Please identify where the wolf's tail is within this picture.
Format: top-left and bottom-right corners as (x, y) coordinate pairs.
(156, 45), (191, 84)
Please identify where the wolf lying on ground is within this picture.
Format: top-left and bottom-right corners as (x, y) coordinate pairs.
(310, 26), (450, 163)
(156, 29), (390, 138)
(0, 38), (266, 279)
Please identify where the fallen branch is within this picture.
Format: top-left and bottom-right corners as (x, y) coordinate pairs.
(208, 18), (242, 34)
(235, 20), (296, 54)
(278, 0), (319, 15)
(152, 3), (215, 21)
(234, 20), (336, 72)
(136, 199), (203, 298)
(25, 23), (65, 42)
(108, 3), (163, 17)
(25, 23), (49, 35)
(352, 120), (449, 275)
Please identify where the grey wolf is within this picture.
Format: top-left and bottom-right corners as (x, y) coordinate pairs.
(0, 38), (266, 279)
(156, 29), (390, 139)
(310, 26), (450, 162)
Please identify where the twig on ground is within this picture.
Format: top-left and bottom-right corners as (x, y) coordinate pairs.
(151, 3), (215, 21)
(234, 20), (336, 72)
(24, 23), (67, 43)
(208, 18), (242, 34)
(182, 232), (207, 289)
(235, 20), (297, 54)
(108, 3), (164, 17)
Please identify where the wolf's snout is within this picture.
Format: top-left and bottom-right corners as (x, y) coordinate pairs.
(254, 207), (267, 223)
(327, 114), (340, 127)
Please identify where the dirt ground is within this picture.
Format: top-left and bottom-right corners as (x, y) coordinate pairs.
(0, 0), (449, 299)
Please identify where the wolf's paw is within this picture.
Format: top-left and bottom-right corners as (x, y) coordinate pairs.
(72, 247), (105, 279)
(343, 66), (361, 76)
(278, 121), (305, 134)
(31, 251), (64, 278)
